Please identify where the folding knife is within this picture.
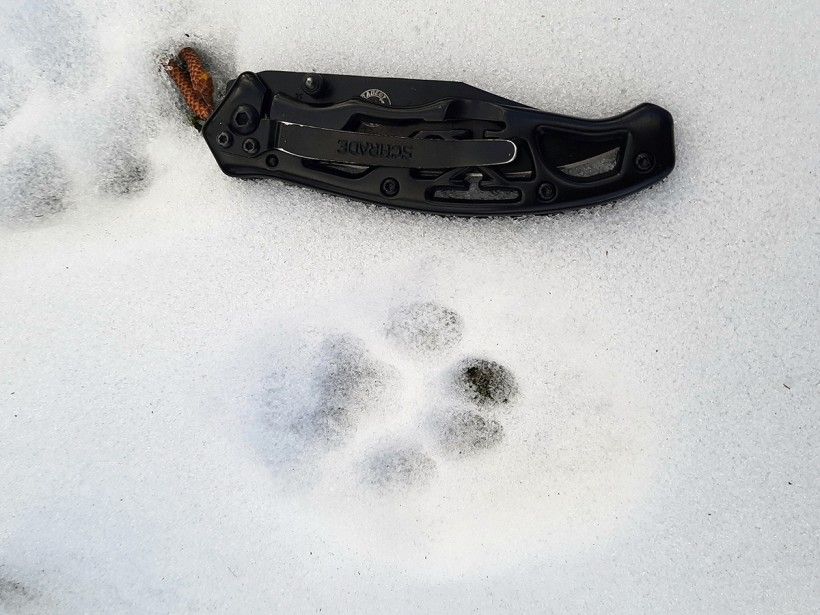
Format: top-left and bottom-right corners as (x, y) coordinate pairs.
(202, 70), (675, 215)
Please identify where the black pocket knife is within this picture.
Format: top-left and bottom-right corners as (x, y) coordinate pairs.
(202, 70), (674, 215)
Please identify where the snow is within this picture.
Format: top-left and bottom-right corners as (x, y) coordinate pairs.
(0, 0), (818, 612)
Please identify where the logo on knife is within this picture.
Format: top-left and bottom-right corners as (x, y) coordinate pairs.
(360, 88), (392, 107)
(337, 139), (413, 160)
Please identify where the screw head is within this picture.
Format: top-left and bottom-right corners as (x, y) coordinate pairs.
(242, 138), (259, 154)
(537, 181), (557, 202)
(216, 131), (232, 148)
(231, 105), (259, 135)
(265, 154), (279, 168)
(380, 177), (400, 197)
(635, 152), (655, 173)
(302, 73), (324, 96)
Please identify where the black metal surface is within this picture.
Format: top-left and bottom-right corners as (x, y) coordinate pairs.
(202, 70), (675, 215)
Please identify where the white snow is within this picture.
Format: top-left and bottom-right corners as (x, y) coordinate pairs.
(0, 0), (818, 613)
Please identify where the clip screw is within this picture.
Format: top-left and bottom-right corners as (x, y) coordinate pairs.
(537, 182), (557, 202)
(242, 138), (259, 154)
(635, 152), (655, 173)
(380, 177), (400, 197)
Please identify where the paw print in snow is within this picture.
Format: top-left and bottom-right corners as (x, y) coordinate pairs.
(253, 299), (657, 572)
(381, 302), (522, 471)
(270, 301), (522, 493)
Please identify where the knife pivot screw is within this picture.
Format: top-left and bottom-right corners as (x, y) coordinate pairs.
(242, 138), (259, 154)
(635, 152), (655, 173)
(537, 181), (556, 202)
(302, 73), (324, 96)
(216, 131), (232, 148)
(380, 177), (400, 197)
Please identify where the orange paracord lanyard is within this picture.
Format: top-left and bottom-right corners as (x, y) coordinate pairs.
(164, 47), (214, 122)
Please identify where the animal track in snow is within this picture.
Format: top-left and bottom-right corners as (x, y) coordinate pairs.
(0, 142), (69, 225)
(453, 357), (519, 407)
(257, 301), (519, 491)
(306, 335), (399, 445)
(437, 410), (505, 456)
(253, 300), (657, 572)
(385, 301), (464, 355)
(94, 148), (150, 197)
(362, 445), (437, 492)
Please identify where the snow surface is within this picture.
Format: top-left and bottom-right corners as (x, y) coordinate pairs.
(0, 0), (818, 612)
